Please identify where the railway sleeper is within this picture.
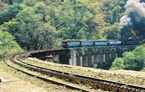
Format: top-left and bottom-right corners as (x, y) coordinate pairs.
(88, 80), (97, 87)
(51, 73), (59, 78)
(11, 58), (145, 92)
(119, 87), (139, 92)
(73, 78), (81, 84)
(82, 79), (91, 86)
(59, 74), (70, 79)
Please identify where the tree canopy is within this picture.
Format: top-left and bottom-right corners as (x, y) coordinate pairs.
(0, 30), (23, 58)
(1, 0), (145, 59)
(110, 45), (145, 71)
(0, 0), (127, 51)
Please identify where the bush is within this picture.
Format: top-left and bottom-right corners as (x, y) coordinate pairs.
(141, 68), (145, 72)
(123, 46), (144, 71)
(93, 63), (98, 68)
(110, 58), (124, 70)
(0, 30), (23, 58)
(110, 45), (145, 71)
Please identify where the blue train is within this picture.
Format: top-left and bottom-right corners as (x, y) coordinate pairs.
(62, 38), (135, 48)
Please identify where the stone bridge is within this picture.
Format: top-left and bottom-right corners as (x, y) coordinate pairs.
(59, 45), (137, 69)
(30, 45), (137, 69)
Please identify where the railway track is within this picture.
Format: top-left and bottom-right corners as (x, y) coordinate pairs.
(4, 50), (145, 92)
(4, 54), (92, 92)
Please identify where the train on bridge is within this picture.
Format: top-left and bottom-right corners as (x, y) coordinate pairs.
(62, 37), (136, 48)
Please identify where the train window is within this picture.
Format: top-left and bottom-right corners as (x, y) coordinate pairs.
(109, 40), (121, 43)
(62, 42), (66, 45)
(128, 37), (133, 41)
(94, 40), (108, 43)
(68, 42), (80, 44)
(67, 40), (80, 44)
(81, 40), (94, 43)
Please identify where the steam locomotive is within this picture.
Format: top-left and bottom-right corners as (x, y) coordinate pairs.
(62, 37), (135, 48)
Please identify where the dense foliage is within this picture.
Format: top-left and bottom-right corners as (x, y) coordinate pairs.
(0, 4), (22, 25)
(110, 44), (145, 71)
(0, 0), (127, 51)
(0, 30), (23, 58)
(0, 0), (144, 63)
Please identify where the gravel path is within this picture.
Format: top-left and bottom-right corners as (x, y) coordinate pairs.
(0, 69), (47, 92)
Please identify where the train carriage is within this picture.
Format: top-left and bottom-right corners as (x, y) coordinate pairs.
(81, 40), (94, 47)
(62, 40), (80, 48)
(62, 38), (136, 48)
(93, 40), (109, 46)
(109, 40), (122, 45)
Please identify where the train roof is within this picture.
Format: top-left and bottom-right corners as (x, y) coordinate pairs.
(62, 39), (121, 42)
(109, 40), (121, 42)
(62, 40), (80, 42)
(62, 40), (109, 42)
(94, 40), (108, 42)
(81, 40), (94, 42)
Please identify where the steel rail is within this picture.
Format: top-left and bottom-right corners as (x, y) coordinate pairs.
(11, 52), (145, 92)
(3, 45), (144, 92)
(17, 53), (145, 91)
(3, 54), (91, 92)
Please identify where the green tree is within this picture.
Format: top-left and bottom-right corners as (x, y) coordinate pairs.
(103, 0), (125, 24)
(110, 58), (124, 70)
(1, 0), (13, 5)
(124, 46), (144, 71)
(0, 0), (131, 52)
(111, 45), (145, 71)
(0, 1), (8, 11)
(15, 7), (57, 50)
(23, 0), (37, 6)
(0, 3), (22, 25)
(0, 19), (19, 36)
(109, 6), (121, 24)
(123, 50), (144, 71)
(18, 21), (57, 50)
(104, 23), (120, 39)
(123, 52), (137, 70)
(53, 0), (98, 39)
(0, 30), (22, 58)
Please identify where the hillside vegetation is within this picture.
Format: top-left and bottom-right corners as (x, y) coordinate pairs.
(110, 44), (145, 71)
(0, 0), (127, 51)
(0, 0), (145, 71)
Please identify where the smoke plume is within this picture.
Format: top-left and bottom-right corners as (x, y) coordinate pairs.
(119, 0), (145, 40)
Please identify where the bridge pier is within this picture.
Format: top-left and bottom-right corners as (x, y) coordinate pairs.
(88, 55), (91, 67)
(66, 46), (137, 69)
(91, 55), (94, 66)
(56, 45), (137, 69)
(103, 54), (105, 63)
(96, 54), (99, 63)
(30, 45), (137, 69)
(69, 50), (77, 66)
(80, 56), (83, 66)
(76, 56), (80, 66)
(59, 54), (69, 64)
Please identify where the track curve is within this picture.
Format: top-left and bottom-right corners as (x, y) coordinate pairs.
(3, 49), (145, 92)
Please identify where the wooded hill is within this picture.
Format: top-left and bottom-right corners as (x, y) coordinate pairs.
(0, 0), (144, 57)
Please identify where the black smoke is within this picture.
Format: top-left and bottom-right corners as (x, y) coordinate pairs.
(141, 0), (145, 2)
(119, 0), (145, 41)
